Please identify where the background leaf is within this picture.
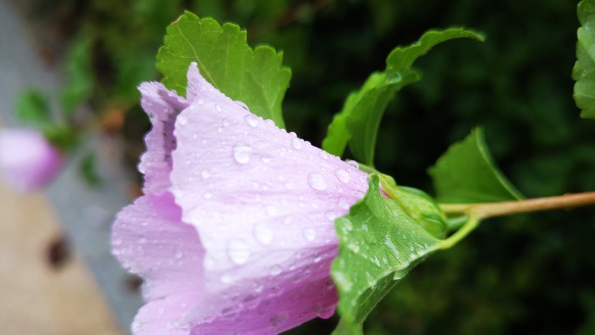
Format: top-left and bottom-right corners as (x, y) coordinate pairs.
(322, 28), (484, 166)
(573, 0), (595, 119)
(157, 11), (291, 127)
(331, 174), (442, 331)
(60, 36), (95, 118)
(16, 89), (53, 127)
(429, 128), (523, 203)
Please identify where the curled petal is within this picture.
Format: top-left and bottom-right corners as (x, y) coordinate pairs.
(0, 129), (63, 191)
(169, 64), (369, 333)
(112, 193), (204, 333)
(138, 81), (189, 195)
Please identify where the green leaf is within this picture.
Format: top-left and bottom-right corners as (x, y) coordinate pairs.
(323, 28), (484, 166)
(428, 128), (523, 203)
(573, 0), (595, 119)
(60, 36), (94, 117)
(379, 174), (448, 239)
(16, 89), (53, 127)
(331, 174), (442, 329)
(157, 12), (291, 128)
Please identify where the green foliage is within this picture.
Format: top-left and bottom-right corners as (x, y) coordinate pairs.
(429, 128), (523, 203)
(79, 152), (103, 187)
(379, 174), (448, 238)
(16, 89), (52, 127)
(331, 174), (443, 334)
(157, 12), (291, 127)
(574, 0), (595, 119)
(60, 36), (94, 117)
(322, 28), (484, 166)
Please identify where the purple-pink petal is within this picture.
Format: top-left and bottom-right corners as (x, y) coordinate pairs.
(0, 128), (63, 191)
(113, 63), (370, 335)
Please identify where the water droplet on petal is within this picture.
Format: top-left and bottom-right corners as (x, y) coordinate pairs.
(215, 104), (223, 111)
(308, 173), (327, 191)
(334, 169), (350, 183)
(291, 138), (302, 150)
(220, 274), (233, 284)
(227, 240), (250, 265)
(244, 114), (259, 127)
(271, 264), (282, 276)
(319, 151), (329, 160)
(254, 223), (273, 245)
(236, 101), (250, 110)
(261, 156), (271, 164)
(303, 227), (316, 242)
(284, 182), (293, 190)
(201, 170), (211, 179)
(347, 160), (359, 169)
(233, 144), (252, 164)
(338, 198), (350, 209)
(222, 118), (230, 127)
(178, 117), (188, 125)
(265, 205), (278, 217)
(324, 211), (339, 221)
(204, 192), (212, 199)
(175, 250), (184, 259)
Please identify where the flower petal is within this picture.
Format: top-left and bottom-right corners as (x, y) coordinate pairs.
(112, 193), (204, 303)
(138, 81), (189, 195)
(170, 66), (369, 333)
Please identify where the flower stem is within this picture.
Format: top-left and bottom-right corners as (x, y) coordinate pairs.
(440, 191), (595, 220)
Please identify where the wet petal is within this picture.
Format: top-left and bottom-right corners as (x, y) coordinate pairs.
(169, 66), (369, 333)
(112, 193), (204, 303)
(138, 81), (189, 195)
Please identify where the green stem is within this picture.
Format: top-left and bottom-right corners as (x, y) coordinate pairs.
(440, 191), (595, 220)
(438, 217), (479, 250)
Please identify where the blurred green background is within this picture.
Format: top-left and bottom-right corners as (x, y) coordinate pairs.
(18, 0), (595, 334)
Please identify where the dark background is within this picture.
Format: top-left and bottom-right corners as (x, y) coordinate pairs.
(17, 0), (595, 334)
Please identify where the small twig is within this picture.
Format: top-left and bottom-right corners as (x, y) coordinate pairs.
(440, 191), (595, 220)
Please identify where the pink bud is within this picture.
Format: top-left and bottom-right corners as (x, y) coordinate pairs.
(0, 129), (63, 191)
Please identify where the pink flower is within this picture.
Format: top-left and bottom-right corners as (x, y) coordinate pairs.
(112, 63), (369, 335)
(0, 129), (63, 191)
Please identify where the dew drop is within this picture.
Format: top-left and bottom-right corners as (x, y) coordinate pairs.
(222, 118), (230, 127)
(178, 117), (188, 126)
(233, 144), (252, 164)
(319, 151), (329, 160)
(244, 114), (259, 127)
(254, 223), (273, 245)
(324, 211), (338, 221)
(227, 240), (250, 264)
(265, 205), (278, 217)
(334, 169), (350, 183)
(284, 182), (293, 190)
(308, 173), (327, 191)
(236, 101), (250, 110)
(261, 156), (271, 164)
(347, 160), (359, 169)
(204, 192), (213, 199)
(303, 227), (316, 242)
(220, 274), (233, 284)
(175, 250), (184, 259)
(201, 170), (211, 179)
(291, 138), (302, 150)
(270, 265), (282, 276)
(215, 104), (223, 111)
(338, 199), (350, 210)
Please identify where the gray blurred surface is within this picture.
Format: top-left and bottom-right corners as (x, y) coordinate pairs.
(0, 0), (142, 331)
